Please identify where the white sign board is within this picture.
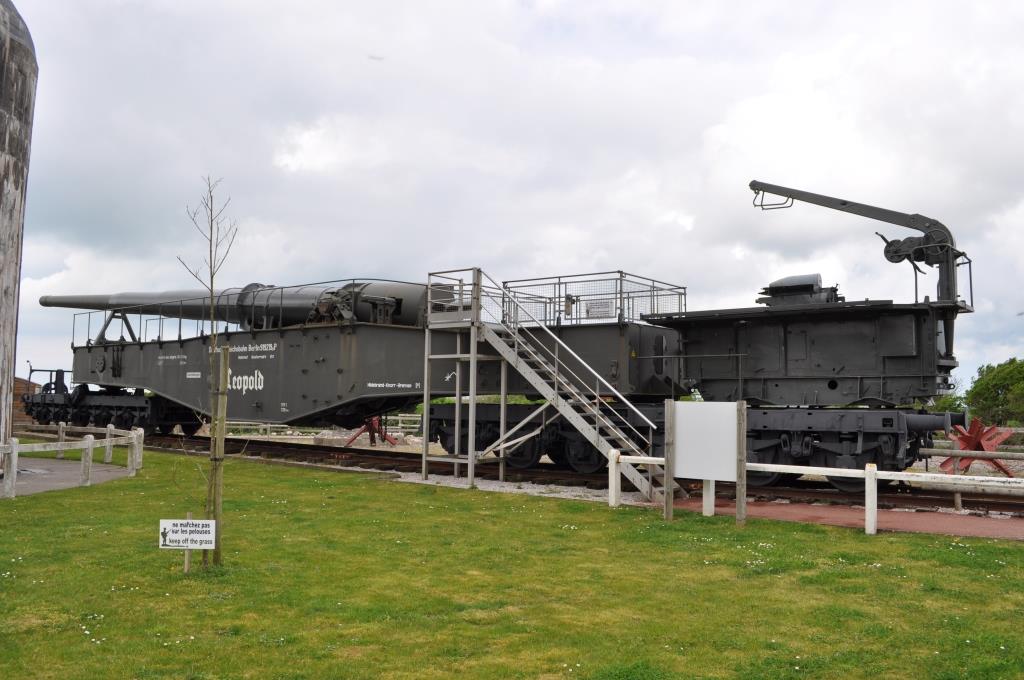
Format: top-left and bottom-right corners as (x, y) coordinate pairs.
(159, 519), (216, 550)
(671, 401), (739, 482)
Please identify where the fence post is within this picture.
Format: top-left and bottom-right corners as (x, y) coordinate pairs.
(81, 435), (94, 487)
(57, 422), (66, 459)
(662, 399), (675, 521)
(135, 428), (145, 470)
(953, 455), (963, 512)
(104, 424), (114, 464)
(703, 480), (716, 517)
(127, 429), (138, 477)
(865, 463), (877, 535)
(735, 401), (747, 527)
(184, 511), (193, 574)
(608, 449), (621, 508)
(2, 439), (17, 498)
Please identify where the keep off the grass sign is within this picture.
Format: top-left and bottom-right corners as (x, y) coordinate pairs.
(159, 519), (216, 550)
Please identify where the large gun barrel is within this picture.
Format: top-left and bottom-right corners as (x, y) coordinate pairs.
(40, 280), (427, 329)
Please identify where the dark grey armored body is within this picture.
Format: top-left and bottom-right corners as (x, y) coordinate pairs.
(645, 274), (960, 406)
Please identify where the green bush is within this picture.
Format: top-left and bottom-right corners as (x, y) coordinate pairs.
(965, 358), (1024, 425)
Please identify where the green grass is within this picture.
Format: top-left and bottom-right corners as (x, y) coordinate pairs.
(2, 448), (1024, 679)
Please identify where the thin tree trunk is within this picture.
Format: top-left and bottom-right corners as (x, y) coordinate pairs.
(212, 346), (228, 565)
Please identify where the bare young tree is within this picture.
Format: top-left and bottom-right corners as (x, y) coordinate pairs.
(177, 176), (238, 568)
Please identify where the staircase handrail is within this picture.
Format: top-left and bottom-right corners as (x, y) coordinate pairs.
(499, 320), (650, 451)
(480, 294), (652, 451)
(475, 270), (657, 432)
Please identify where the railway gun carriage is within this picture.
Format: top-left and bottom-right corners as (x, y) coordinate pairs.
(28, 280), (436, 433)
(24, 180), (974, 490)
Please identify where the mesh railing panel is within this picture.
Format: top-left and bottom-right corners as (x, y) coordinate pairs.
(503, 271), (685, 326)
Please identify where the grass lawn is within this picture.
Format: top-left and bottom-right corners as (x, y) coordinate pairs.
(2, 446), (1023, 679)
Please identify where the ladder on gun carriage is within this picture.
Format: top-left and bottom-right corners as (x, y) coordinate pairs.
(420, 267), (678, 504)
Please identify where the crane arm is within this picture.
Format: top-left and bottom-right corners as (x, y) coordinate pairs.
(749, 180), (962, 304)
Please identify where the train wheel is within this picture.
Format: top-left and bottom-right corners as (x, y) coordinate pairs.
(180, 422), (201, 437)
(745, 454), (782, 485)
(133, 415), (156, 436)
(565, 438), (607, 474)
(504, 439), (541, 469)
(747, 436), (791, 487)
(439, 429), (457, 454)
(826, 473), (867, 493)
(543, 438), (572, 468)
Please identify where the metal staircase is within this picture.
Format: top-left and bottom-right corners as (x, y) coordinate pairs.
(422, 267), (677, 503)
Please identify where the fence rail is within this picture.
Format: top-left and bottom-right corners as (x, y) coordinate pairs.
(606, 431), (1024, 537)
(3, 423), (145, 499)
(746, 460), (1024, 535)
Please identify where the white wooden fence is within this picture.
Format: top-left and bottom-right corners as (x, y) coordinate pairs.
(745, 460), (1024, 535)
(606, 443), (1024, 536)
(2, 423), (144, 499)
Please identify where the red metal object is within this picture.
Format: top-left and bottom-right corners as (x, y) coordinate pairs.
(343, 416), (398, 447)
(939, 417), (1014, 477)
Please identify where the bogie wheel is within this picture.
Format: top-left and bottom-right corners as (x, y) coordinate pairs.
(180, 422), (201, 437)
(827, 464), (896, 493)
(439, 429), (463, 455)
(826, 473), (868, 493)
(134, 417), (156, 436)
(746, 434), (795, 487)
(747, 450), (783, 487)
(822, 434), (893, 492)
(543, 439), (572, 468)
(504, 439), (541, 469)
(565, 438), (607, 474)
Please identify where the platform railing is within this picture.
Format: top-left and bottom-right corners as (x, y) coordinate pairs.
(503, 270), (686, 326)
(429, 267), (655, 455)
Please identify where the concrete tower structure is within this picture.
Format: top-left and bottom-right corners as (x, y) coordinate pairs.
(0, 0), (37, 444)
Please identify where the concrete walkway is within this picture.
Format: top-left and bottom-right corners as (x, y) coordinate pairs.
(7, 457), (131, 496)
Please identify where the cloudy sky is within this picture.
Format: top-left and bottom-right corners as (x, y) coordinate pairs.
(12, 0), (1024, 389)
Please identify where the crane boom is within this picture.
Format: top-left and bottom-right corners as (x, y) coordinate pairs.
(749, 180), (962, 304)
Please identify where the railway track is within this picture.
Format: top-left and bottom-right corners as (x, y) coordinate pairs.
(145, 435), (1024, 516)
(145, 434), (611, 489)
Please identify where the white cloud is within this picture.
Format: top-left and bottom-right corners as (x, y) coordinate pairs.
(11, 0), (1024, 390)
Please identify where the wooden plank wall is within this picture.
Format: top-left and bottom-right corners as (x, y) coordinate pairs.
(11, 377), (39, 427)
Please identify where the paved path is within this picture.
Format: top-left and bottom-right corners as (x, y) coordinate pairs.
(677, 497), (1024, 540)
(7, 457), (131, 496)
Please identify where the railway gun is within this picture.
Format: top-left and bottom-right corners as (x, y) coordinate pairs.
(23, 181), (974, 490)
